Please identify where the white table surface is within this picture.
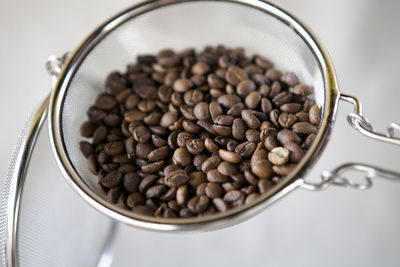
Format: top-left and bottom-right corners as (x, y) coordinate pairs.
(1, 0), (400, 266)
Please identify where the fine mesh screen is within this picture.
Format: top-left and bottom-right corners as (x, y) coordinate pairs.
(62, 2), (324, 202)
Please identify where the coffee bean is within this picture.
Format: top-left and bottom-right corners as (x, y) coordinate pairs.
(79, 141), (93, 158)
(250, 145), (274, 179)
(217, 94), (241, 109)
(135, 143), (155, 159)
(146, 185), (167, 199)
(213, 198), (229, 212)
(123, 173), (141, 193)
(266, 68), (282, 81)
(226, 139), (238, 152)
(245, 193), (259, 205)
(205, 183), (224, 198)
(184, 90), (203, 107)
(222, 182), (242, 192)
(309, 104), (320, 125)
(127, 193), (145, 207)
(176, 132), (194, 147)
(88, 155), (98, 175)
(292, 84), (311, 96)
(118, 164), (136, 173)
(201, 155), (222, 173)
(191, 62), (210, 75)
(241, 185), (257, 195)
(231, 118), (246, 141)
(92, 125), (107, 145)
(245, 92), (261, 110)
(124, 109), (146, 122)
(183, 120), (202, 134)
(246, 129), (261, 143)
(187, 195), (210, 214)
(213, 124), (232, 136)
(258, 179), (273, 194)
(101, 171), (122, 188)
(235, 141), (256, 158)
(214, 115), (234, 126)
(186, 138), (205, 155)
(277, 129), (302, 145)
(209, 101), (223, 122)
(204, 138), (219, 154)
(207, 169), (229, 183)
(225, 66), (248, 86)
(292, 122), (318, 134)
(194, 102), (210, 121)
(160, 112), (178, 128)
(139, 175), (158, 193)
(196, 183), (207, 195)
(219, 149), (241, 164)
(260, 98), (272, 115)
(207, 73), (225, 89)
(112, 154), (133, 164)
(254, 55), (273, 69)
(103, 141), (124, 156)
(148, 146), (170, 161)
(142, 161), (165, 173)
(218, 161), (237, 177)
(223, 190), (245, 203)
(80, 121), (97, 138)
(302, 133), (316, 149)
(102, 163), (119, 172)
(241, 110), (260, 129)
(272, 164), (296, 176)
(295, 111), (310, 122)
(176, 185), (189, 206)
(264, 136), (279, 151)
(284, 141), (304, 163)
(172, 147), (192, 167)
(237, 80), (256, 97)
(272, 91), (292, 107)
(278, 112), (298, 129)
(125, 94), (139, 110)
(280, 103), (302, 113)
(151, 134), (167, 148)
(282, 72), (299, 86)
(227, 102), (245, 117)
(188, 171), (207, 189)
(268, 147), (290, 165)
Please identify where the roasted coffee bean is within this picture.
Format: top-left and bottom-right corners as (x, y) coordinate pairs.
(245, 193), (259, 205)
(125, 94), (139, 110)
(235, 141), (256, 158)
(191, 62), (210, 75)
(246, 129), (261, 143)
(260, 98), (272, 114)
(116, 89), (131, 104)
(207, 73), (225, 89)
(213, 124), (232, 136)
(226, 139), (238, 152)
(241, 110), (260, 129)
(101, 171), (122, 188)
(282, 72), (299, 86)
(146, 185), (167, 199)
(268, 147), (290, 165)
(205, 183), (224, 198)
(127, 193), (145, 207)
(242, 185), (258, 195)
(201, 155), (222, 173)
(79, 141), (93, 158)
(187, 195), (210, 214)
(196, 183), (207, 195)
(209, 101), (223, 122)
(142, 161), (165, 173)
(231, 118), (246, 141)
(204, 138), (219, 153)
(183, 120), (202, 134)
(104, 141), (124, 156)
(125, 136), (136, 159)
(151, 134), (168, 148)
(278, 112), (298, 129)
(150, 125), (169, 136)
(102, 163), (119, 172)
(184, 89), (203, 107)
(218, 161), (238, 177)
(135, 143), (155, 159)
(107, 187), (122, 204)
(225, 66), (248, 86)
(97, 151), (108, 165)
(222, 182), (242, 192)
(245, 91), (261, 109)
(177, 132), (194, 147)
(280, 103), (302, 113)
(254, 55), (273, 69)
(214, 115), (234, 126)
(207, 169), (229, 183)
(213, 198), (229, 212)
(80, 121), (97, 138)
(112, 154), (133, 164)
(244, 64), (263, 75)
(227, 102), (245, 117)
(210, 89), (224, 98)
(186, 138), (205, 155)
(269, 81), (281, 98)
(124, 109), (146, 122)
(244, 170), (259, 186)
(272, 164), (296, 176)
(139, 175), (158, 193)
(123, 173), (141, 193)
(258, 179), (273, 194)
(148, 146), (170, 161)
(284, 141), (304, 163)
(250, 145), (273, 179)
(302, 133), (316, 149)
(87, 107), (107, 123)
(118, 164), (136, 173)
(167, 131), (179, 149)
(266, 68), (282, 81)
(104, 114), (122, 128)
(188, 171), (207, 189)
(223, 190), (245, 203)
(88, 155), (98, 175)
(194, 102), (210, 121)
(272, 91), (292, 107)
(292, 122), (318, 134)
(264, 136), (279, 151)
(176, 185), (189, 206)
(92, 125), (107, 145)
(160, 112), (178, 128)
(217, 94), (241, 109)
(292, 84), (312, 96)
(277, 129), (302, 145)
(296, 111), (310, 122)
(172, 147), (192, 167)
(237, 79), (256, 97)
(309, 104), (320, 125)
(219, 149), (241, 164)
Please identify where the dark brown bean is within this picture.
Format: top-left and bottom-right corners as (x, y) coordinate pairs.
(160, 112), (178, 128)
(217, 94), (241, 109)
(218, 161), (237, 177)
(236, 80), (256, 97)
(207, 73), (225, 89)
(245, 193), (260, 205)
(183, 120), (202, 134)
(124, 109), (146, 122)
(88, 155), (98, 175)
(219, 149), (242, 164)
(213, 124), (232, 136)
(176, 185), (189, 206)
(258, 179), (273, 194)
(135, 143), (155, 159)
(241, 110), (260, 129)
(282, 72), (299, 86)
(196, 183), (207, 196)
(278, 112), (298, 129)
(213, 198), (229, 212)
(284, 141), (304, 163)
(191, 62), (210, 75)
(225, 66), (249, 86)
(125, 94), (140, 110)
(172, 147), (192, 167)
(151, 134), (168, 148)
(184, 90), (203, 107)
(292, 84), (312, 96)
(146, 185), (167, 199)
(194, 102), (210, 121)
(127, 193), (145, 207)
(223, 190), (245, 203)
(254, 55), (273, 69)
(266, 68), (282, 81)
(80, 121), (97, 138)
(207, 169), (230, 183)
(201, 155), (222, 173)
(296, 111), (310, 122)
(277, 129), (302, 145)
(227, 102), (245, 117)
(187, 195), (210, 214)
(204, 138), (219, 154)
(264, 135), (279, 151)
(188, 171), (207, 189)
(246, 129), (261, 143)
(280, 103), (302, 113)
(232, 118), (246, 141)
(272, 164), (296, 176)
(209, 101), (223, 122)
(309, 104), (320, 125)
(292, 122), (318, 134)
(138, 175), (158, 193)
(101, 171), (122, 188)
(250, 146), (274, 179)
(148, 146), (170, 161)
(186, 138), (205, 155)
(79, 141), (93, 158)
(205, 183), (224, 198)
(123, 173), (141, 193)
(235, 141), (256, 158)
(118, 164), (136, 174)
(302, 133), (316, 149)
(245, 91), (261, 109)
(92, 125), (107, 145)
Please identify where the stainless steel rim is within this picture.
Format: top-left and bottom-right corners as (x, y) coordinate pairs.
(49, 0), (340, 232)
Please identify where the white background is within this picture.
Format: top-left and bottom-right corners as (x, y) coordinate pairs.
(1, 0), (400, 266)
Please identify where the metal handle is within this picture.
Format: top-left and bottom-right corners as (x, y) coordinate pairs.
(301, 93), (400, 191)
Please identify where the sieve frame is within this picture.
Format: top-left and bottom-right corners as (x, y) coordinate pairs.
(48, 0), (340, 232)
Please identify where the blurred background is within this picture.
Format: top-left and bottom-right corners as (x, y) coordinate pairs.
(1, 0), (400, 266)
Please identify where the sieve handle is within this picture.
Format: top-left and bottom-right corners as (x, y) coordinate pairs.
(300, 94), (400, 191)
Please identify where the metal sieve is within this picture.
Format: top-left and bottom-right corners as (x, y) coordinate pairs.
(2, 0), (400, 266)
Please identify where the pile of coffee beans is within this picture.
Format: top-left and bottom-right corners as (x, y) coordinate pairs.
(79, 46), (320, 218)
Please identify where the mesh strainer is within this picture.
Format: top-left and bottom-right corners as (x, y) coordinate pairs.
(2, 0), (400, 266)
(49, 0), (400, 229)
